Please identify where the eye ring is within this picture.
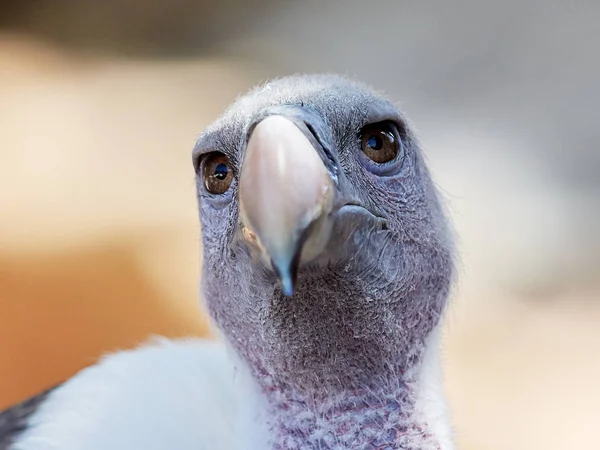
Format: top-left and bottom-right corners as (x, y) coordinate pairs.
(202, 152), (234, 194)
(360, 121), (401, 164)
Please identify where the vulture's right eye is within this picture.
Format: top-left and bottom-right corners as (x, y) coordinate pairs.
(360, 121), (401, 164)
(202, 152), (234, 194)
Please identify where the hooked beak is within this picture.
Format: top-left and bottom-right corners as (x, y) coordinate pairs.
(238, 112), (336, 296)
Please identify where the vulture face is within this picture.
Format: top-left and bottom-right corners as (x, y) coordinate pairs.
(193, 75), (454, 395)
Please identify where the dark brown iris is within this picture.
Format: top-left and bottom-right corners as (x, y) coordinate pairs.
(203, 152), (233, 194)
(360, 122), (399, 163)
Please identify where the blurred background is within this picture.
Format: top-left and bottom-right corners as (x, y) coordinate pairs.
(0, 1), (598, 448)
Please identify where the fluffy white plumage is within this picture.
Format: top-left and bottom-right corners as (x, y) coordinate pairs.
(11, 330), (453, 450)
(12, 338), (239, 450)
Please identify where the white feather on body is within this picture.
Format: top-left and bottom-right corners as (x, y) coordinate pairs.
(11, 338), (241, 450)
(12, 332), (452, 450)
(412, 326), (455, 450)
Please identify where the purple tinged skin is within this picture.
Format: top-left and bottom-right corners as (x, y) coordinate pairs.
(193, 74), (455, 449)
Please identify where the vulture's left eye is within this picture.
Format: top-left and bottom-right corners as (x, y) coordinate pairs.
(203, 152), (234, 194)
(360, 122), (400, 164)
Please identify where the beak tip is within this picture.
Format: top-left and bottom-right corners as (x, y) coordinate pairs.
(273, 258), (296, 297)
(281, 278), (295, 297)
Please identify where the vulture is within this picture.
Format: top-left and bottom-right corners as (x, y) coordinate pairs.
(1, 74), (456, 450)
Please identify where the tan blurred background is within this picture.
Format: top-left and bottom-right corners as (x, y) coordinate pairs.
(0, 1), (598, 449)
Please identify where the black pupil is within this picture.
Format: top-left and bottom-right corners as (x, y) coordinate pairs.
(367, 134), (384, 150)
(214, 163), (228, 180)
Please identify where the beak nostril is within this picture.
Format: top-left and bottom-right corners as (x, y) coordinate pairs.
(305, 122), (319, 141)
(303, 121), (338, 176)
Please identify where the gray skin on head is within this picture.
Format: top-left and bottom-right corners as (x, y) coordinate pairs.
(194, 74), (455, 447)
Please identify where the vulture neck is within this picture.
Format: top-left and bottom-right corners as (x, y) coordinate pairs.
(234, 327), (453, 450)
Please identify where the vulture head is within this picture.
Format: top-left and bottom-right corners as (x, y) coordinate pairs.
(193, 74), (455, 448)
